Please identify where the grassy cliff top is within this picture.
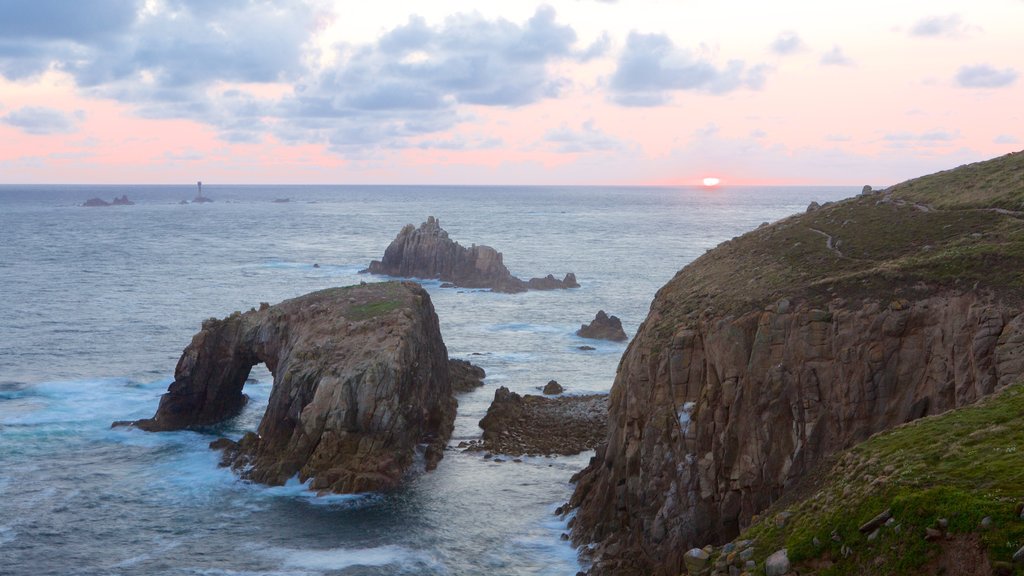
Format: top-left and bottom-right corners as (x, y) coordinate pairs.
(724, 382), (1024, 575)
(649, 151), (1024, 332)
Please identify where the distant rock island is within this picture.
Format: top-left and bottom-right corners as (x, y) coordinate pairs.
(121, 282), (468, 494)
(82, 194), (134, 207)
(576, 310), (627, 341)
(362, 216), (579, 293)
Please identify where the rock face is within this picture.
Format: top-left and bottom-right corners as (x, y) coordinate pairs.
(576, 310), (628, 341)
(362, 216), (579, 293)
(475, 386), (607, 456)
(569, 152), (1024, 575)
(128, 282), (457, 494)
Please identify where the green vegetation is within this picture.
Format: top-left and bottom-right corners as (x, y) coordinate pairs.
(647, 151), (1024, 339)
(347, 299), (402, 320)
(732, 383), (1024, 575)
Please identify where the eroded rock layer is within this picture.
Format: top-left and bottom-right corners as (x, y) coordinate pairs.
(569, 151), (1024, 575)
(130, 282), (457, 493)
(363, 216), (579, 293)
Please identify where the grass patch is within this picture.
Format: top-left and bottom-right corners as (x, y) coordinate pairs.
(727, 384), (1024, 575)
(347, 299), (402, 320)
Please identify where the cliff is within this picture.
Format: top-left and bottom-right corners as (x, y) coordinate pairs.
(363, 216), (579, 293)
(127, 281), (458, 493)
(704, 382), (1024, 575)
(568, 151), (1024, 574)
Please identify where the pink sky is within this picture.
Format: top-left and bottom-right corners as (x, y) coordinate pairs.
(0, 1), (1020, 185)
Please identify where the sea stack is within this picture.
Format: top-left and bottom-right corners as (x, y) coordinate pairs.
(362, 216), (579, 293)
(125, 282), (458, 494)
(576, 310), (627, 341)
(568, 152), (1024, 575)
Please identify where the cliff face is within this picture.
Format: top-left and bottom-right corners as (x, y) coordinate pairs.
(130, 282), (457, 493)
(364, 216), (579, 293)
(569, 151), (1024, 575)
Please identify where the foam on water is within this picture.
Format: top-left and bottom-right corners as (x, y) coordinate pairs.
(264, 544), (445, 573)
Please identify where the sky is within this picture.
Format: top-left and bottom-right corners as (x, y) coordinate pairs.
(0, 0), (1021, 185)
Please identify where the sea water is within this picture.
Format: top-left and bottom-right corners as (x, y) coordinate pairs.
(0, 184), (853, 575)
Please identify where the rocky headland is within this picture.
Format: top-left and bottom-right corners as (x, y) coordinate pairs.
(568, 151), (1024, 574)
(124, 281), (460, 494)
(362, 216), (579, 293)
(576, 310), (628, 341)
(469, 386), (608, 456)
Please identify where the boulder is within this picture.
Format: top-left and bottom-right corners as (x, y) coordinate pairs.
(123, 281), (456, 494)
(683, 548), (710, 574)
(576, 311), (628, 342)
(362, 216), (578, 293)
(764, 549), (790, 576)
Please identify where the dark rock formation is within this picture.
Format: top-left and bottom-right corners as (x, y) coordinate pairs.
(449, 358), (486, 393)
(542, 380), (563, 395)
(474, 386), (607, 456)
(83, 197), (110, 207)
(124, 282), (456, 494)
(111, 194), (134, 205)
(362, 216), (579, 293)
(576, 311), (628, 342)
(569, 151), (1024, 575)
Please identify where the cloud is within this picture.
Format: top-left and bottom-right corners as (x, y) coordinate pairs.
(770, 32), (805, 55)
(544, 120), (630, 153)
(910, 14), (968, 37)
(2, 106), (83, 134)
(578, 32), (611, 61)
(609, 32), (768, 106)
(821, 45), (853, 66)
(955, 65), (1018, 88)
(994, 134), (1020, 145)
(882, 129), (961, 148)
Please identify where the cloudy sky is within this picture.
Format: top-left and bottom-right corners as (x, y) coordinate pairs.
(0, 0), (1020, 185)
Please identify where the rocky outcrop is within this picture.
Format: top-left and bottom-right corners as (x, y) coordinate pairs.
(449, 358), (486, 393)
(126, 282), (457, 494)
(577, 311), (628, 341)
(568, 152), (1024, 575)
(362, 216), (579, 293)
(472, 387), (607, 456)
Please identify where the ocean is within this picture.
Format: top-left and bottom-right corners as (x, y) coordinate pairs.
(0, 184), (854, 575)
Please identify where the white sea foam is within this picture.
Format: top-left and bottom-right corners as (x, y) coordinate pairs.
(265, 544), (443, 573)
(253, 476), (379, 509)
(677, 401), (697, 434)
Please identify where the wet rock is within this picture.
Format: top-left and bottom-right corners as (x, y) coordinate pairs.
(124, 282), (456, 494)
(543, 380), (564, 395)
(576, 310), (627, 341)
(578, 345), (596, 351)
(449, 358), (486, 393)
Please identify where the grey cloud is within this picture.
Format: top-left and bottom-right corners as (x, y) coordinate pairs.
(994, 134), (1020, 144)
(544, 120), (628, 153)
(609, 32), (768, 106)
(882, 129), (960, 146)
(910, 14), (967, 37)
(821, 45), (853, 66)
(956, 65), (1018, 88)
(578, 32), (611, 61)
(0, 0), (139, 41)
(771, 32), (804, 55)
(2, 106), (83, 134)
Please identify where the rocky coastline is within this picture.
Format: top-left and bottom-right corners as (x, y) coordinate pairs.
(567, 151), (1024, 575)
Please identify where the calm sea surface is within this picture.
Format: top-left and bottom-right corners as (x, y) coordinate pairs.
(0, 184), (854, 575)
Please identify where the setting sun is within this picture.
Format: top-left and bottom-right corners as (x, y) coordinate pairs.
(702, 177), (721, 187)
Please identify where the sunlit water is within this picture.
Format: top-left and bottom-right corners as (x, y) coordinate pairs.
(0, 184), (853, 575)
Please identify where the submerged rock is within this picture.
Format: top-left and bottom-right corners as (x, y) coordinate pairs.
(123, 281), (457, 494)
(362, 216), (578, 293)
(576, 310), (627, 342)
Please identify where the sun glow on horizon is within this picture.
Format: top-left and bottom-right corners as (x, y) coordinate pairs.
(702, 177), (721, 187)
